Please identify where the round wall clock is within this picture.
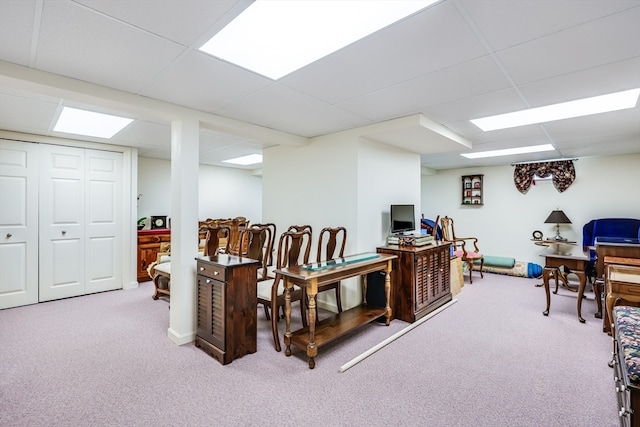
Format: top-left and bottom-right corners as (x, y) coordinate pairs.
(532, 230), (543, 240)
(151, 215), (167, 229)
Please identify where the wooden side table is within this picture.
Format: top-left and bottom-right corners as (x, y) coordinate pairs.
(540, 247), (589, 323)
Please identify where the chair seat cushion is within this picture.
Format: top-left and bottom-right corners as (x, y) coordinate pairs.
(453, 250), (482, 260)
(256, 278), (300, 301)
(614, 305), (640, 384)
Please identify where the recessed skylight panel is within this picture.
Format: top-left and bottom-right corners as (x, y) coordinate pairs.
(200, 0), (439, 80)
(54, 107), (133, 139)
(471, 88), (640, 131)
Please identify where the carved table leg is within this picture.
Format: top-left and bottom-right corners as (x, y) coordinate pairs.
(543, 267), (553, 316)
(306, 279), (318, 369)
(384, 264), (392, 325)
(575, 270), (587, 323)
(283, 277), (292, 357)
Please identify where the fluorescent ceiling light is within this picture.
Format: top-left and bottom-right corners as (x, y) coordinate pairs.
(200, 0), (438, 80)
(461, 144), (555, 159)
(222, 154), (263, 165)
(471, 88), (640, 131)
(54, 107), (133, 138)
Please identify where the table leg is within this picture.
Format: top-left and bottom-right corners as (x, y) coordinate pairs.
(575, 270), (587, 323)
(542, 267), (554, 316)
(306, 278), (318, 369)
(283, 277), (292, 357)
(384, 262), (392, 326)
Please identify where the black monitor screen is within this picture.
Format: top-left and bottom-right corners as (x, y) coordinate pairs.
(390, 204), (415, 234)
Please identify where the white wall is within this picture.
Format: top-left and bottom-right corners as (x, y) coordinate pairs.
(421, 153), (640, 266)
(263, 135), (421, 310)
(137, 157), (262, 226)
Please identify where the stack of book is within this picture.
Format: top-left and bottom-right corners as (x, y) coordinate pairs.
(387, 233), (435, 247)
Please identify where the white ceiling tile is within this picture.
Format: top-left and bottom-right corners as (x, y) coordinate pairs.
(462, 0), (639, 52)
(281, 0), (486, 104)
(141, 50), (271, 113)
(338, 56), (510, 122)
(496, 7), (640, 85)
(75, 0), (241, 46)
(35, 1), (185, 94)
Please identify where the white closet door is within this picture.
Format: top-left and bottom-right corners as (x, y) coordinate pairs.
(85, 149), (122, 293)
(39, 144), (85, 302)
(0, 140), (39, 309)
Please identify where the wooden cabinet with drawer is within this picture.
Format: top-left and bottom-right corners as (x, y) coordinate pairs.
(377, 242), (452, 323)
(195, 254), (259, 365)
(137, 229), (171, 282)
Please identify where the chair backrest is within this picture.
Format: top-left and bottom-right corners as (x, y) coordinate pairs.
(317, 227), (347, 262)
(276, 229), (312, 270)
(287, 224), (312, 234)
(219, 216), (249, 255)
(440, 216), (456, 242)
(251, 223), (276, 266)
(203, 225), (231, 256)
(239, 225), (272, 279)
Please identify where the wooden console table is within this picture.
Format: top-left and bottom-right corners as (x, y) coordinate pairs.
(277, 253), (396, 369)
(540, 246), (589, 323)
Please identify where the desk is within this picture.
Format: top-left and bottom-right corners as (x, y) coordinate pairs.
(540, 246), (589, 323)
(277, 252), (396, 369)
(533, 240), (577, 291)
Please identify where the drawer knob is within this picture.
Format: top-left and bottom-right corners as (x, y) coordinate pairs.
(214, 271), (219, 276)
(200, 267), (205, 271)
(5, 233), (11, 238)
(206, 279), (211, 284)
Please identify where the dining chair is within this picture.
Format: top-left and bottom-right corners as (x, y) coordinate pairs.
(251, 222), (277, 268)
(440, 216), (484, 283)
(219, 216), (249, 255)
(202, 224), (231, 256)
(314, 226), (347, 314)
(239, 225), (273, 282)
(256, 229), (311, 352)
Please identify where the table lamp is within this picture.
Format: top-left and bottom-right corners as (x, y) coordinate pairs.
(544, 209), (572, 241)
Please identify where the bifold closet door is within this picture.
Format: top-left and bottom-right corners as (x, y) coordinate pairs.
(39, 144), (123, 302)
(0, 140), (39, 309)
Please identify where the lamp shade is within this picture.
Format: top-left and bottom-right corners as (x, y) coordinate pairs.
(544, 209), (571, 224)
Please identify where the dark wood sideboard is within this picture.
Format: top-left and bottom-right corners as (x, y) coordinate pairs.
(195, 254), (259, 365)
(137, 228), (171, 282)
(377, 242), (452, 323)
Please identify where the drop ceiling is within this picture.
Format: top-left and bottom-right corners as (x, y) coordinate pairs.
(0, 0), (638, 171)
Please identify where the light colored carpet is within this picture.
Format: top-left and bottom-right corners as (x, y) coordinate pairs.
(0, 273), (617, 426)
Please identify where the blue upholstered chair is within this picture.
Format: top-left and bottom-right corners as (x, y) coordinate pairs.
(583, 218), (640, 281)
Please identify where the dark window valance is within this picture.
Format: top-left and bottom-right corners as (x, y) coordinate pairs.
(514, 160), (575, 194)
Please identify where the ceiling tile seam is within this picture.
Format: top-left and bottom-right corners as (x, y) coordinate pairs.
(29, 0), (44, 68)
(70, 0), (194, 97)
(453, 0), (558, 148)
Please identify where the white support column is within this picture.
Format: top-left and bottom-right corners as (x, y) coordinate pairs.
(167, 118), (200, 345)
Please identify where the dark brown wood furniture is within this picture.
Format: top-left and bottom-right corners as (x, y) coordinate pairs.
(278, 252), (397, 369)
(137, 228), (170, 282)
(256, 229), (310, 352)
(200, 224), (231, 256)
(240, 225), (273, 281)
(540, 246), (589, 322)
(195, 254), (259, 365)
(376, 242), (452, 323)
(604, 258), (640, 334)
(314, 226), (347, 314)
(440, 216), (484, 283)
(595, 238), (640, 324)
